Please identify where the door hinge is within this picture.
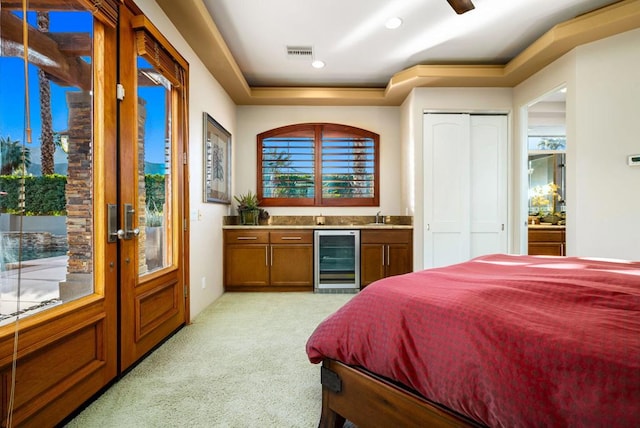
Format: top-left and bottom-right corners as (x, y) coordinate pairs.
(184, 284), (188, 298)
(183, 218), (187, 231)
(183, 152), (187, 165)
(116, 83), (125, 101)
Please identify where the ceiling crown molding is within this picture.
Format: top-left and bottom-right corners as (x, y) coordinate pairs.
(157, 0), (640, 106)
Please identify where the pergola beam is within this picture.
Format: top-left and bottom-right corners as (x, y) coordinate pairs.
(0, 10), (91, 90)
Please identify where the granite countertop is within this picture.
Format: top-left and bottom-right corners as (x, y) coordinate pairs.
(222, 224), (412, 230)
(223, 215), (413, 230)
(528, 224), (566, 229)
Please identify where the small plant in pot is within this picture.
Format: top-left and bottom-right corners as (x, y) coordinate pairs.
(234, 190), (260, 225)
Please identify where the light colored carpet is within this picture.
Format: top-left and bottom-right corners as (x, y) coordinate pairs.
(65, 292), (352, 428)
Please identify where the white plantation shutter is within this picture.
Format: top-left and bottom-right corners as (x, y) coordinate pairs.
(321, 132), (375, 199)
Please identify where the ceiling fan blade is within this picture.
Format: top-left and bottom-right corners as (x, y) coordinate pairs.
(446, 0), (475, 14)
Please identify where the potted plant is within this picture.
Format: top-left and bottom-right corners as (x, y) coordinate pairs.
(234, 190), (260, 225)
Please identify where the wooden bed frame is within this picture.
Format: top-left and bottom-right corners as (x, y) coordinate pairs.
(318, 359), (484, 428)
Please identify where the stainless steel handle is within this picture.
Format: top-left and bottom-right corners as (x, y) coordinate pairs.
(281, 236), (302, 240)
(121, 203), (139, 240)
(386, 245), (390, 266)
(237, 236), (258, 240)
(266, 247), (269, 266)
(381, 246), (385, 266)
(108, 203), (139, 241)
(116, 228), (139, 240)
(107, 204), (118, 242)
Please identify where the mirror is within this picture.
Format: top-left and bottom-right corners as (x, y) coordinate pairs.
(528, 152), (565, 215)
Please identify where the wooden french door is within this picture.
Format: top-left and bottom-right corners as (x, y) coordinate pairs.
(0, 1), (187, 425)
(117, 3), (188, 371)
(0, 1), (119, 426)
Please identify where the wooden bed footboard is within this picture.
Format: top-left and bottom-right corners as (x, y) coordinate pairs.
(318, 359), (483, 428)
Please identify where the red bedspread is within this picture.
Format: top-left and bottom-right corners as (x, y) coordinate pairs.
(306, 254), (640, 427)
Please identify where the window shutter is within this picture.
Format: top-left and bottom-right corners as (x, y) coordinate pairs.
(131, 16), (187, 88)
(78, 0), (119, 28)
(321, 130), (375, 200)
(258, 123), (379, 207)
(261, 127), (315, 201)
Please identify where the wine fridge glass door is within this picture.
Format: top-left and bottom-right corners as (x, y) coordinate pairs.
(314, 230), (360, 290)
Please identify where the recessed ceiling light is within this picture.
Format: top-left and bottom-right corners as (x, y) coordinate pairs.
(312, 60), (325, 69)
(385, 17), (403, 30)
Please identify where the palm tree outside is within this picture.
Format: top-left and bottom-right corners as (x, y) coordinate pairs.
(37, 11), (56, 176)
(0, 136), (31, 176)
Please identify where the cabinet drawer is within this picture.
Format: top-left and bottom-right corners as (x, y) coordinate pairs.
(529, 242), (565, 256)
(225, 230), (269, 244)
(361, 230), (412, 244)
(270, 230), (313, 244)
(528, 230), (564, 242)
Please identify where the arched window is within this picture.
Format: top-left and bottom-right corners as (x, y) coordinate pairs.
(257, 123), (379, 207)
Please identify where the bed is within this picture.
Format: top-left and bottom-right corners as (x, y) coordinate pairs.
(306, 254), (640, 427)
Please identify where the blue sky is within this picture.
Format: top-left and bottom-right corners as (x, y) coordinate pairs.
(0, 10), (168, 170)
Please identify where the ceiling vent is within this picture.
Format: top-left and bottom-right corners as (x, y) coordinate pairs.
(286, 45), (313, 59)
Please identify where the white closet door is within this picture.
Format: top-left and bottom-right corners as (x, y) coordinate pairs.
(423, 114), (471, 268)
(423, 113), (507, 268)
(470, 115), (508, 258)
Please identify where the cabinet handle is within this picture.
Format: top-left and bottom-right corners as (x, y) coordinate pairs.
(270, 246), (273, 266)
(265, 247), (269, 266)
(237, 236), (258, 240)
(381, 247), (385, 267)
(386, 245), (390, 266)
(280, 236), (302, 240)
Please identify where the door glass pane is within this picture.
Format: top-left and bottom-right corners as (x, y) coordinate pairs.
(0, 8), (94, 324)
(137, 56), (173, 275)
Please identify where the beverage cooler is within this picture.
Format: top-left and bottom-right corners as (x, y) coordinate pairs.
(314, 230), (360, 291)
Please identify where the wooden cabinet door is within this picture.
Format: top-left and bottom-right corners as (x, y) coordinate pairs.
(387, 243), (412, 278)
(361, 230), (413, 289)
(361, 243), (385, 287)
(225, 244), (270, 287)
(269, 230), (313, 289)
(528, 228), (565, 256)
(270, 244), (313, 288)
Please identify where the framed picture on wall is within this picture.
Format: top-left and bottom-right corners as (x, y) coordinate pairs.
(203, 112), (231, 204)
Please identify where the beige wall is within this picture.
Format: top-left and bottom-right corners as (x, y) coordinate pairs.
(512, 52), (575, 255)
(573, 28), (640, 258)
(514, 28), (640, 260)
(137, 0), (236, 318)
(236, 106), (402, 217)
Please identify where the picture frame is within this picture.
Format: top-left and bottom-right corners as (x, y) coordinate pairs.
(203, 112), (231, 204)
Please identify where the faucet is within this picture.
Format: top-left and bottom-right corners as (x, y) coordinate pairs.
(375, 211), (384, 224)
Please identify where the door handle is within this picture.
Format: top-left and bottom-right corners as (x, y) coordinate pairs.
(107, 203), (140, 241)
(119, 203), (140, 240)
(107, 204), (119, 242)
